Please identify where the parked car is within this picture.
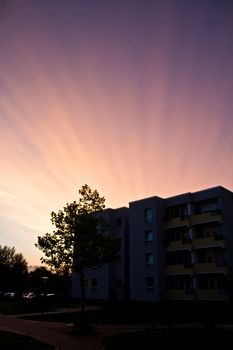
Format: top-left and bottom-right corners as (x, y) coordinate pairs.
(3, 292), (16, 298)
(23, 292), (37, 300)
(46, 293), (56, 298)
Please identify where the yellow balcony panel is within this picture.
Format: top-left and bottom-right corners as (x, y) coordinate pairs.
(164, 217), (190, 229)
(194, 262), (227, 274)
(196, 289), (229, 301)
(166, 264), (193, 275)
(166, 240), (192, 252)
(191, 212), (222, 225)
(168, 289), (194, 301)
(193, 237), (225, 249)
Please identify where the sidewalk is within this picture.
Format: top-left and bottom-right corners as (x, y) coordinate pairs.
(0, 309), (148, 350)
(2, 308), (232, 350)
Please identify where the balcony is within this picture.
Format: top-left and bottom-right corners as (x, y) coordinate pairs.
(191, 212), (222, 225)
(193, 237), (225, 249)
(164, 217), (190, 229)
(166, 240), (192, 252)
(166, 264), (193, 275)
(168, 289), (195, 301)
(194, 262), (227, 274)
(196, 289), (229, 301)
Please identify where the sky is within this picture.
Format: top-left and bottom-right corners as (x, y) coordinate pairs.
(0, 0), (233, 266)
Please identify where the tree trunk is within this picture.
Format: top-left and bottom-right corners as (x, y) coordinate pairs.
(63, 265), (70, 300)
(80, 269), (86, 330)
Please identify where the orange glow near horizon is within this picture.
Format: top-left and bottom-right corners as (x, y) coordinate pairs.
(0, 1), (233, 265)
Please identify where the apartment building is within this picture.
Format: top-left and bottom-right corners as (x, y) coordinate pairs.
(72, 207), (129, 300)
(72, 186), (233, 302)
(130, 186), (233, 302)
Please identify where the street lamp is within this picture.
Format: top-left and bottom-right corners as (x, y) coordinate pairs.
(41, 276), (49, 296)
(41, 276), (49, 319)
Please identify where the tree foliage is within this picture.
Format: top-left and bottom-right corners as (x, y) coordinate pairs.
(28, 266), (68, 295)
(36, 184), (121, 274)
(36, 184), (121, 330)
(0, 245), (28, 291)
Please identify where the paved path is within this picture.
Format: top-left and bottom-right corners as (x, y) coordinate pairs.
(0, 308), (148, 350)
(2, 307), (232, 350)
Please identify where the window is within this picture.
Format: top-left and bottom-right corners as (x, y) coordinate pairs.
(92, 278), (98, 289)
(84, 280), (88, 288)
(146, 277), (154, 290)
(166, 251), (191, 265)
(196, 224), (223, 239)
(194, 199), (219, 214)
(116, 218), (122, 227)
(145, 253), (154, 266)
(144, 208), (152, 223)
(145, 230), (153, 242)
(198, 277), (218, 290)
(167, 227), (189, 242)
(116, 279), (122, 287)
(165, 205), (188, 220)
(168, 277), (192, 291)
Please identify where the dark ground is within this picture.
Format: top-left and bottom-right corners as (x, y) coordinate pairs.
(2, 299), (233, 349)
(21, 300), (233, 325)
(0, 330), (54, 350)
(102, 327), (232, 350)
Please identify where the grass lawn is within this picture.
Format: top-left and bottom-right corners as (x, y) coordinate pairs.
(0, 330), (54, 350)
(102, 327), (233, 350)
(0, 300), (61, 315)
(0, 301), (43, 315)
(21, 301), (233, 325)
(0, 299), (77, 315)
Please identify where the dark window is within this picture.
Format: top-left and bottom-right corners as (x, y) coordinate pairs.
(198, 278), (208, 289)
(145, 230), (153, 242)
(144, 208), (153, 223)
(145, 253), (154, 266)
(92, 278), (98, 289)
(116, 218), (122, 227)
(166, 227), (189, 242)
(146, 277), (154, 289)
(116, 279), (122, 287)
(165, 205), (188, 220)
(195, 223), (222, 239)
(84, 280), (88, 288)
(198, 276), (218, 290)
(166, 251), (191, 265)
(194, 199), (219, 214)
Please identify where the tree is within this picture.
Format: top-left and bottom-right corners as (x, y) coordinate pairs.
(36, 184), (121, 330)
(0, 245), (28, 293)
(27, 266), (67, 301)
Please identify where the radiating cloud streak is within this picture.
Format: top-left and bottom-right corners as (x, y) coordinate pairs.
(0, 0), (233, 264)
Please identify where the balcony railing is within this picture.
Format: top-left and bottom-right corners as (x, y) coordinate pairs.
(164, 217), (190, 229)
(166, 264), (193, 275)
(193, 237), (225, 249)
(195, 289), (229, 301)
(166, 240), (192, 252)
(191, 211), (223, 225)
(194, 262), (227, 274)
(167, 289), (195, 301)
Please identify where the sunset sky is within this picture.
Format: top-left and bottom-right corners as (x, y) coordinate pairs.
(0, 0), (233, 265)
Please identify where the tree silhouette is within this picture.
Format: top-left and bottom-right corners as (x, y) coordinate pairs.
(0, 245), (28, 293)
(36, 184), (121, 330)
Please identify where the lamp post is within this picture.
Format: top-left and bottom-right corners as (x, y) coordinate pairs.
(41, 276), (49, 296)
(41, 276), (49, 319)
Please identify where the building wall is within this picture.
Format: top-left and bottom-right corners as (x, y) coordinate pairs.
(220, 188), (233, 281)
(164, 186), (232, 302)
(129, 196), (165, 301)
(72, 265), (109, 300)
(72, 186), (233, 302)
(71, 207), (129, 300)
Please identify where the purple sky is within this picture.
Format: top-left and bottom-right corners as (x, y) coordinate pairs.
(0, 0), (233, 265)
